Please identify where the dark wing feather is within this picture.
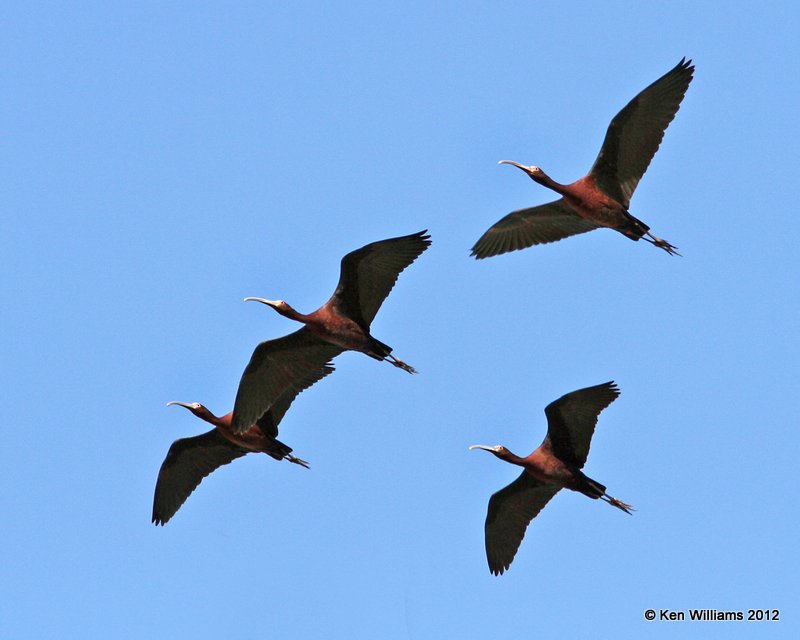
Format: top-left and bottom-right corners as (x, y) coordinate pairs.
(484, 471), (561, 575)
(590, 58), (694, 207)
(152, 430), (248, 525)
(231, 328), (343, 434)
(543, 381), (620, 469)
(471, 200), (597, 259)
(329, 230), (431, 328)
(255, 363), (335, 438)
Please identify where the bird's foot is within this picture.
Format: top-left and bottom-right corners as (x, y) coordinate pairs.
(286, 454), (310, 469)
(645, 233), (681, 256)
(602, 494), (634, 514)
(386, 354), (418, 374)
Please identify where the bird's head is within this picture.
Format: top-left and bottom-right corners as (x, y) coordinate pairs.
(469, 444), (514, 461)
(166, 401), (212, 421)
(498, 159), (546, 181)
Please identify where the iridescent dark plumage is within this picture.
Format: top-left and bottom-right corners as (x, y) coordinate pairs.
(472, 59), (694, 258)
(231, 230), (431, 434)
(471, 382), (632, 575)
(152, 365), (333, 525)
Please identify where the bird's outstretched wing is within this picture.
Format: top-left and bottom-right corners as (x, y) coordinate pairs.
(152, 430), (248, 525)
(255, 363), (335, 438)
(329, 230), (431, 328)
(484, 471), (561, 575)
(232, 328), (343, 434)
(590, 58), (694, 208)
(470, 200), (597, 259)
(543, 381), (620, 469)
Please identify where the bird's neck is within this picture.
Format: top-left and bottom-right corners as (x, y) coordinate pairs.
(274, 304), (311, 324)
(532, 171), (568, 195)
(196, 407), (227, 429)
(497, 449), (527, 467)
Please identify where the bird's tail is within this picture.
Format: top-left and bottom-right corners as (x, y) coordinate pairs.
(263, 438), (293, 461)
(263, 439), (311, 468)
(370, 337), (393, 359)
(578, 476), (607, 499)
(621, 211), (650, 241)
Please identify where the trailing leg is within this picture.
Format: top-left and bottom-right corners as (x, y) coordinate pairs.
(643, 231), (681, 256)
(386, 353), (417, 374)
(286, 454), (310, 469)
(600, 493), (634, 514)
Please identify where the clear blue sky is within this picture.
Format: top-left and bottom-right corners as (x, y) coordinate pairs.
(2, 2), (797, 638)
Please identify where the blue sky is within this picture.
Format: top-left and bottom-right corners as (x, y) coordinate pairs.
(2, 2), (797, 638)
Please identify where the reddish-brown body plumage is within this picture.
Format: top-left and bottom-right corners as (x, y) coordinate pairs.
(472, 58), (694, 258)
(270, 304), (381, 355)
(152, 365), (334, 525)
(522, 445), (577, 487)
(232, 231), (431, 434)
(471, 382), (632, 575)
(184, 407), (298, 457)
(152, 406), (308, 526)
(532, 173), (641, 238)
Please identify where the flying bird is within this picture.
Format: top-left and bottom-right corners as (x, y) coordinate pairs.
(152, 364), (334, 525)
(470, 381), (632, 575)
(471, 58), (694, 258)
(232, 230), (431, 434)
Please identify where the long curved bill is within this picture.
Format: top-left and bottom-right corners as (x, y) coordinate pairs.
(243, 297), (278, 305)
(497, 160), (530, 171)
(166, 401), (192, 409)
(469, 445), (500, 452)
